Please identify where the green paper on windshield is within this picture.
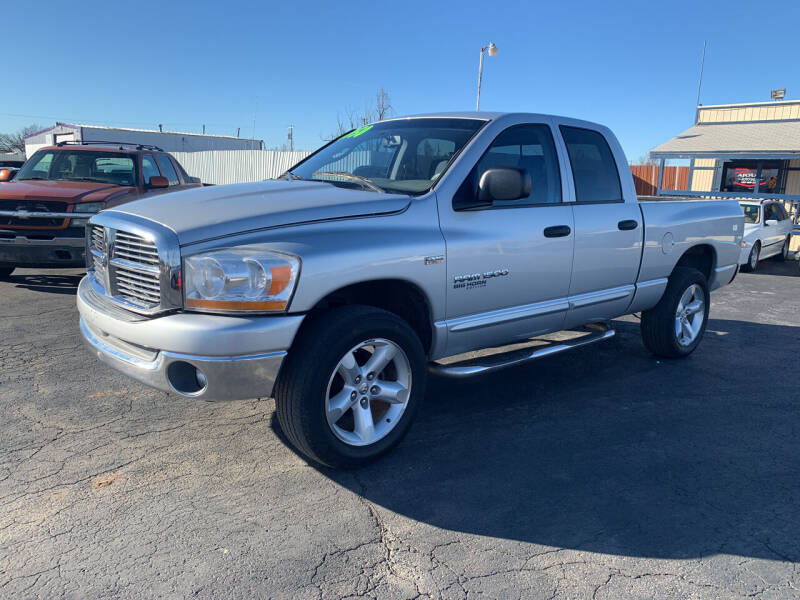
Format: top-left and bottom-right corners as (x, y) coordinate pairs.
(343, 125), (373, 138)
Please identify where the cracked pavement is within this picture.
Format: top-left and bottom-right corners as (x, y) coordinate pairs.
(1, 263), (799, 599)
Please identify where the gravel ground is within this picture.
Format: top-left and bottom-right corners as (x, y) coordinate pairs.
(1, 261), (799, 599)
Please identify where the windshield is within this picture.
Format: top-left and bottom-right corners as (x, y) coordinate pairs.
(741, 204), (760, 224)
(16, 150), (138, 186)
(287, 118), (486, 195)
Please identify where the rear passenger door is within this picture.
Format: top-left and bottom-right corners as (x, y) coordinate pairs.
(558, 125), (644, 328)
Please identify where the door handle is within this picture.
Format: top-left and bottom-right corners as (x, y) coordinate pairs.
(618, 219), (638, 231)
(543, 225), (572, 238)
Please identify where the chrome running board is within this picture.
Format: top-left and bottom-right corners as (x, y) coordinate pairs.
(429, 322), (615, 378)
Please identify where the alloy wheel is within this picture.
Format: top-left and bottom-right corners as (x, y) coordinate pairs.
(674, 284), (705, 347)
(325, 338), (412, 447)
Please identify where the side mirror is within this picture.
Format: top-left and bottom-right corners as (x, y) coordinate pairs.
(478, 168), (531, 203)
(148, 175), (169, 188)
(765, 219), (778, 227)
(0, 169), (12, 182)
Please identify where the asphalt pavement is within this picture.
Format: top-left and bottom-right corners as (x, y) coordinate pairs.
(1, 261), (799, 599)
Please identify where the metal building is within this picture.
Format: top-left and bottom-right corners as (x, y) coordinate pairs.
(24, 123), (263, 156)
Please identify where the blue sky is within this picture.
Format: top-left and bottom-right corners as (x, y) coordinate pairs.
(5, 0), (800, 161)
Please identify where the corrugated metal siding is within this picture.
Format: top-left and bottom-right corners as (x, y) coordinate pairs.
(785, 160), (800, 195)
(691, 159), (716, 191)
(698, 102), (800, 123)
(171, 150), (311, 185)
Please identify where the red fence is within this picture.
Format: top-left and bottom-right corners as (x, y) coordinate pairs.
(630, 165), (689, 196)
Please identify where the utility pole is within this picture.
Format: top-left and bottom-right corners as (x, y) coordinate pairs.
(237, 127), (240, 138)
(288, 125), (294, 152)
(202, 124), (205, 134)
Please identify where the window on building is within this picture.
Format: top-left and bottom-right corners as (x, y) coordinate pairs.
(720, 160), (785, 195)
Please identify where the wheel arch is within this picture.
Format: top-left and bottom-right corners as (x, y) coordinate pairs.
(672, 243), (716, 282)
(299, 278), (435, 355)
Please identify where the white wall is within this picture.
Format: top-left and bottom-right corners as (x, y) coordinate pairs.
(171, 150), (312, 185)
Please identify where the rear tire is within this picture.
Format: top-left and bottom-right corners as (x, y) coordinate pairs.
(0, 266), (14, 279)
(274, 305), (427, 469)
(741, 242), (760, 272)
(641, 267), (710, 359)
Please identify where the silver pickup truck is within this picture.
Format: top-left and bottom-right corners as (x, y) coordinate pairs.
(78, 112), (743, 467)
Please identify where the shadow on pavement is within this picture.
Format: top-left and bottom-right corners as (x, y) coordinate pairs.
(282, 318), (800, 562)
(744, 259), (799, 277)
(9, 272), (83, 295)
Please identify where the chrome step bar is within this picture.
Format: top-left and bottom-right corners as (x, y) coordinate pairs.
(429, 322), (615, 378)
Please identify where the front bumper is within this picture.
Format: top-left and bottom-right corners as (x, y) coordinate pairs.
(0, 235), (85, 267)
(737, 243), (752, 265)
(77, 276), (305, 400)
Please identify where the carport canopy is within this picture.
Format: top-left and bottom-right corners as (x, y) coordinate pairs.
(650, 120), (800, 160)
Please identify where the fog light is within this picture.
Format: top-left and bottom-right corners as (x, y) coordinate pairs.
(166, 361), (208, 396)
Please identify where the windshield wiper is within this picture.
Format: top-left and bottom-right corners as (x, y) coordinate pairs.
(312, 171), (384, 193)
(279, 170), (303, 181)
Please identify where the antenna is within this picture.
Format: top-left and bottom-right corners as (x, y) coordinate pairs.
(695, 41), (707, 123)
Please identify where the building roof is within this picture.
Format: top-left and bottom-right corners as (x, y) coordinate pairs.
(650, 120), (800, 159)
(25, 122), (261, 143)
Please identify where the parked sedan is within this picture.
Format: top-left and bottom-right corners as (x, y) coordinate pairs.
(738, 200), (794, 272)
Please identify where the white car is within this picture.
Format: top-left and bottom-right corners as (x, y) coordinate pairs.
(738, 200), (794, 271)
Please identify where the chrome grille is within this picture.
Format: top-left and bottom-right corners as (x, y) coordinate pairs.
(114, 231), (159, 266)
(90, 226), (106, 280)
(111, 232), (160, 307)
(89, 225), (163, 310)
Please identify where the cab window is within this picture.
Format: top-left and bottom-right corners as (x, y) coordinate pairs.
(155, 155), (179, 185)
(560, 126), (623, 203)
(142, 155), (161, 184)
(454, 124), (562, 208)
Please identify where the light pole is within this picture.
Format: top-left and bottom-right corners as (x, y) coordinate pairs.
(476, 42), (498, 111)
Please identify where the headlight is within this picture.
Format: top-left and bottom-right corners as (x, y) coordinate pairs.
(71, 202), (105, 226)
(183, 247), (300, 313)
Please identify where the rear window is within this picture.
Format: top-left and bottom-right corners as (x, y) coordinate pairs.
(560, 126), (622, 203)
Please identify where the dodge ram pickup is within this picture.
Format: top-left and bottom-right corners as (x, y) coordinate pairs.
(0, 142), (200, 277)
(77, 113), (744, 467)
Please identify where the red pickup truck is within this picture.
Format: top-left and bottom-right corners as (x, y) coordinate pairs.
(0, 143), (200, 277)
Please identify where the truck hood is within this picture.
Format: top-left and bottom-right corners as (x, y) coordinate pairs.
(0, 179), (132, 204)
(108, 180), (412, 245)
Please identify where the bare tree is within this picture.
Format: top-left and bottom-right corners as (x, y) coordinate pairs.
(0, 124), (41, 154)
(375, 87), (393, 121)
(323, 88), (394, 141)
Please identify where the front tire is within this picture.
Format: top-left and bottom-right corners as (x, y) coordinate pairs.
(641, 267), (710, 359)
(741, 242), (760, 272)
(0, 266), (14, 278)
(775, 236), (790, 262)
(274, 305), (427, 469)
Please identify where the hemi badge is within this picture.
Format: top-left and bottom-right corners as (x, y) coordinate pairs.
(424, 255), (444, 265)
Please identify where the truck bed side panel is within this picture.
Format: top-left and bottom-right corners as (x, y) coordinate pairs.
(631, 199), (742, 312)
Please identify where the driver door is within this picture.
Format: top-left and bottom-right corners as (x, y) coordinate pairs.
(437, 121), (575, 357)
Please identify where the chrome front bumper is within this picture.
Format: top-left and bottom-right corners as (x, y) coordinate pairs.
(77, 276), (304, 400)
